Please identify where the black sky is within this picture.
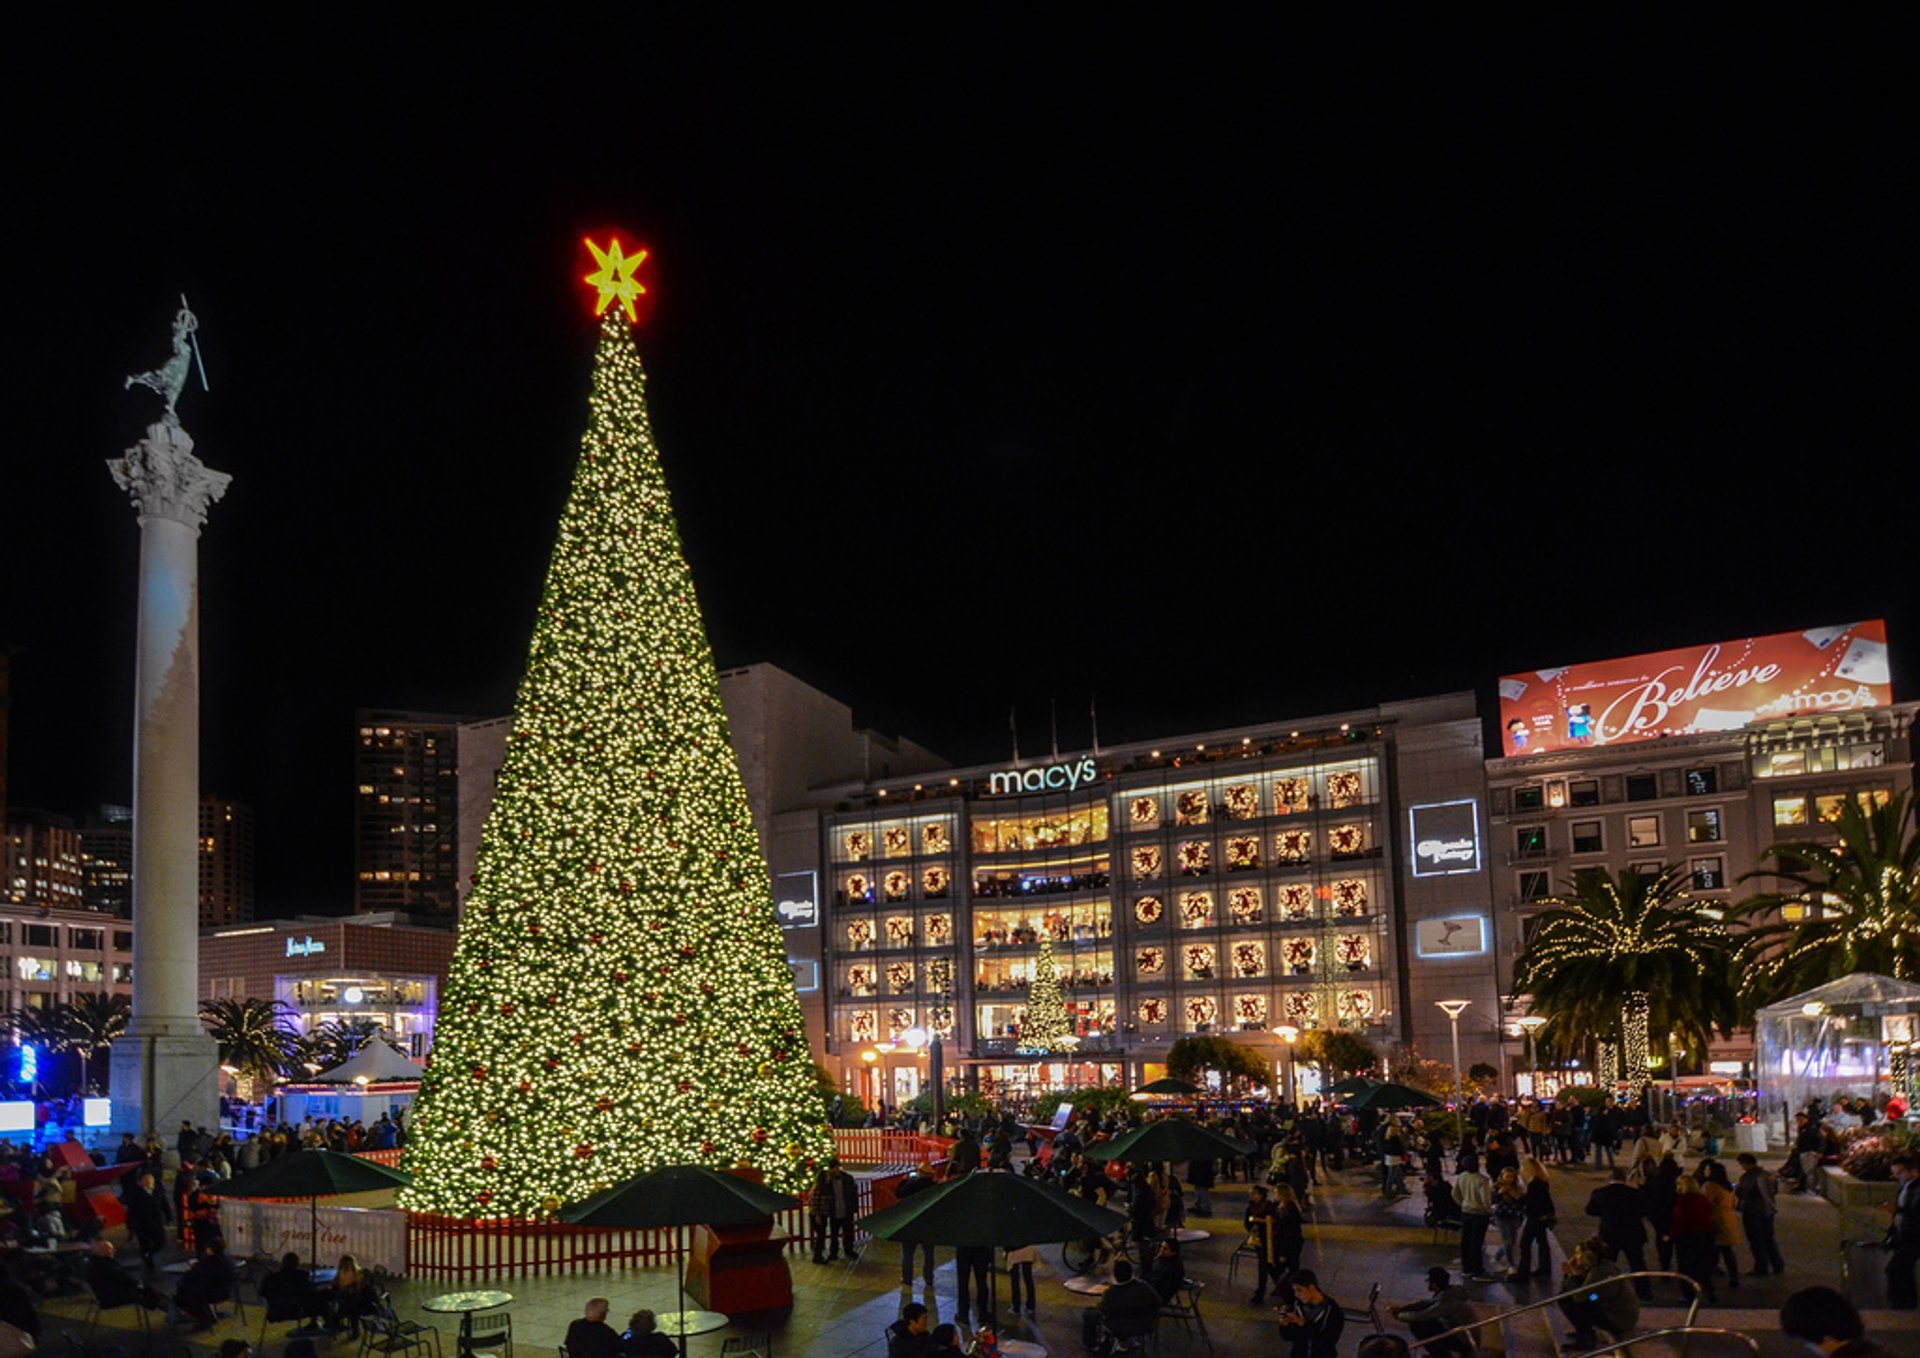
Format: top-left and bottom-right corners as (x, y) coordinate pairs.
(6, 14), (1916, 914)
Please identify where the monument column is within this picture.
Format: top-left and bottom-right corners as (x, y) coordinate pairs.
(107, 305), (230, 1136)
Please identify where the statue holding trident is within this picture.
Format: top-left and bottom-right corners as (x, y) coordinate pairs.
(124, 294), (209, 421)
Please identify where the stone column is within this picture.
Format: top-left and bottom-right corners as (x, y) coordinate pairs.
(107, 417), (230, 1136)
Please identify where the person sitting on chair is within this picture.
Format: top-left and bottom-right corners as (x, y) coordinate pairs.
(1089, 1259), (1162, 1354)
(83, 1240), (165, 1314)
(1145, 1238), (1186, 1303)
(620, 1308), (679, 1357)
(565, 1298), (623, 1358)
(324, 1255), (377, 1336)
(1423, 1173), (1463, 1229)
(174, 1239), (239, 1331)
(1389, 1267), (1475, 1357)
(259, 1253), (318, 1328)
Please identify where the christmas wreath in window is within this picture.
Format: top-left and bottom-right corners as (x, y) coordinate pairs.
(1134, 895), (1164, 925)
(1279, 884), (1314, 920)
(1331, 878), (1368, 916)
(883, 870), (911, 902)
(925, 914), (952, 945)
(1132, 845), (1163, 880)
(886, 961), (916, 993)
(1282, 937), (1316, 974)
(846, 919), (875, 949)
(1235, 993), (1268, 1025)
(843, 830), (872, 861)
(888, 1008), (915, 1037)
(1229, 886), (1264, 924)
(883, 826), (911, 857)
(1226, 835), (1261, 870)
(848, 965), (875, 993)
(1178, 892), (1214, 928)
(1275, 829), (1312, 863)
(1185, 995), (1217, 1026)
(1327, 771), (1363, 808)
(922, 822), (951, 854)
(1283, 991), (1317, 1023)
(1233, 941), (1266, 977)
(1137, 997), (1167, 1025)
(845, 872), (873, 902)
(1336, 934), (1371, 971)
(850, 1009), (878, 1041)
(1130, 796), (1160, 828)
(1224, 784), (1259, 820)
(884, 915), (914, 945)
(1176, 789), (1210, 825)
(1274, 777), (1310, 813)
(1183, 944), (1216, 978)
(1136, 945), (1166, 976)
(1178, 840), (1211, 875)
(1328, 823), (1364, 856)
(922, 865), (951, 897)
(1337, 990), (1375, 1022)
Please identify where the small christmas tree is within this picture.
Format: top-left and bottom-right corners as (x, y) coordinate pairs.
(1023, 933), (1073, 1053)
(400, 243), (831, 1217)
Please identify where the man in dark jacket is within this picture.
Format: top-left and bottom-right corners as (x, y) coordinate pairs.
(949, 1129), (980, 1181)
(121, 1170), (171, 1270)
(1389, 1267), (1475, 1357)
(1088, 1260), (1161, 1354)
(1584, 1166), (1653, 1300)
(1735, 1152), (1786, 1277)
(809, 1161), (857, 1263)
(1888, 1155), (1920, 1309)
(885, 1301), (931, 1357)
(1279, 1269), (1345, 1358)
(894, 1167), (939, 1292)
(83, 1241), (165, 1314)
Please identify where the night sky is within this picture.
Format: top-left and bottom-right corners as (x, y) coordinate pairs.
(7, 16), (1915, 913)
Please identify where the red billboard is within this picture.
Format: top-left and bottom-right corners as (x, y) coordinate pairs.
(1499, 620), (1892, 757)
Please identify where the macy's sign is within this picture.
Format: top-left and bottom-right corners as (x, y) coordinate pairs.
(988, 755), (1099, 795)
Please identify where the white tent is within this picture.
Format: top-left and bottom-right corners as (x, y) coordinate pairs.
(1755, 973), (1920, 1142)
(278, 1038), (422, 1126)
(306, 1037), (423, 1085)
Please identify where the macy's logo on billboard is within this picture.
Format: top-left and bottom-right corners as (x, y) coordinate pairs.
(989, 755), (1099, 795)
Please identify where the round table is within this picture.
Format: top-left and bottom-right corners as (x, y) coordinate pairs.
(1171, 1228), (1209, 1243)
(999, 1341), (1048, 1358)
(1061, 1275), (1109, 1295)
(655, 1310), (728, 1339)
(421, 1290), (513, 1349)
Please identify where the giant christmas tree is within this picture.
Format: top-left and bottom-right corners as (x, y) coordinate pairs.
(1022, 933), (1073, 1054)
(400, 241), (832, 1217)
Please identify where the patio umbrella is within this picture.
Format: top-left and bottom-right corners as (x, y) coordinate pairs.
(1343, 1081), (1442, 1111)
(1081, 1119), (1255, 1165)
(1327, 1076), (1380, 1097)
(561, 1165), (798, 1341)
(856, 1167), (1126, 1249)
(213, 1149), (413, 1265)
(1130, 1077), (1203, 1098)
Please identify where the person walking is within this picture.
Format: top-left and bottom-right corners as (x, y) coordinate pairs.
(1700, 1160), (1742, 1290)
(1584, 1165), (1654, 1300)
(1734, 1152), (1786, 1277)
(1243, 1184), (1281, 1306)
(1455, 1153), (1495, 1281)
(1516, 1158), (1557, 1282)
(1492, 1167), (1527, 1277)
(1669, 1174), (1719, 1305)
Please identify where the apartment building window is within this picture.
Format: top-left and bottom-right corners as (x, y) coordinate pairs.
(113, 932), (132, 951)
(1514, 785), (1545, 812)
(1515, 826), (1547, 858)
(1687, 809), (1723, 843)
(1628, 815), (1661, 848)
(23, 926), (55, 948)
(1774, 797), (1808, 828)
(1625, 774), (1659, 802)
(1569, 780), (1600, 808)
(1685, 767), (1718, 796)
(1571, 821), (1604, 854)
(1691, 856), (1726, 891)
(1518, 871), (1551, 902)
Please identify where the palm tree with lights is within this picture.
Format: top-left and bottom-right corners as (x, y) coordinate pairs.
(1514, 865), (1738, 1097)
(65, 993), (130, 1093)
(201, 997), (300, 1084)
(1737, 790), (1920, 1001)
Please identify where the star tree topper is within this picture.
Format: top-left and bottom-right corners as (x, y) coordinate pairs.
(583, 236), (649, 322)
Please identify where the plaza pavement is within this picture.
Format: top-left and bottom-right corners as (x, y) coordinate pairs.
(43, 1154), (1920, 1357)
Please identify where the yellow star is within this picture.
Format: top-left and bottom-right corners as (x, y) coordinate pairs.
(582, 237), (649, 322)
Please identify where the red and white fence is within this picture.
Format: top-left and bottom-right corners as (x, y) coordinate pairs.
(830, 1128), (941, 1165)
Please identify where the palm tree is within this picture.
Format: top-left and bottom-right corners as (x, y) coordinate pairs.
(300, 1017), (386, 1071)
(8, 1004), (75, 1089)
(1514, 865), (1738, 1092)
(201, 997), (300, 1083)
(1738, 790), (1920, 1001)
(65, 993), (130, 1093)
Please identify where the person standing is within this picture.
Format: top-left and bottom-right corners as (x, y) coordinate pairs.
(1243, 1184), (1281, 1306)
(895, 1165), (939, 1295)
(954, 1241), (995, 1333)
(1455, 1153), (1495, 1282)
(1887, 1155), (1920, 1310)
(121, 1170), (171, 1271)
(1005, 1240), (1038, 1318)
(1516, 1158), (1557, 1282)
(1734, 1152), (1786, 1277)
(1700, 1160), (1742, 1289)
(810, 1160), (857, 1263)
(1278, 1270), (1345, 1358)
(1584, 1165), (1653, 1300)
(1188, 1154), (1215, 1218)
(1669, 1175), (1719, 1305)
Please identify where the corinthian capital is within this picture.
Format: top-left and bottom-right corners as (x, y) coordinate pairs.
(108, 419), (231, 529)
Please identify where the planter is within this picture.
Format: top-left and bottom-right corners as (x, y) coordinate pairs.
(1818, 1167), (1899, 1244)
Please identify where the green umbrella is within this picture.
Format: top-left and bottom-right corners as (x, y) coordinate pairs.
(1082, 1119), (1254, 1164)
(561, 1165), (799, 1342)
(1327, 1076), (1380, 1097)
(1343, 1081), (1441, 1111)
(1130, 1077), (1204, 1098)
(213, 1149), (413, 1266)
(857, 1168), (1127, 1249)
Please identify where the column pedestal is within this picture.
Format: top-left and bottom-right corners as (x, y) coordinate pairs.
(110, 1032), (221, 1137)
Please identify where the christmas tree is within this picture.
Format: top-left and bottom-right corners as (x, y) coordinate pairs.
(1023, 933), (1073, 1053)
(400, 243), (831, 1217)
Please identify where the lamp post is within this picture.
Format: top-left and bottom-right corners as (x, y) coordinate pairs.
(1518, 1014), (1547, 1099)
(1436, 1000), (1471, 1111)
(1272, 1025), (1300, 1104)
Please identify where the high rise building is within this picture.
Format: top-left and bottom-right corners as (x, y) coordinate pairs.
(80, 805), (134, 916)
(3, 808), (86, 913)
(354, 711), (463, 923)
(198, 796), (255, 926)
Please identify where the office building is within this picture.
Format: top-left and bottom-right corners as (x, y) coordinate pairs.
(80, 805), (134, 916)
(3, 809), (86, 913)
(198, 796), (255, 926)
(354, 711), (463, 922)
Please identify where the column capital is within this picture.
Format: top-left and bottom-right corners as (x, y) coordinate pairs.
(107, 418), (231, 529)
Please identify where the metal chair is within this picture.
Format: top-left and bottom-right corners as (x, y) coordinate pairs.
(359, 1313), (436, 1358)
(1159, 1279), (1211, 1350)
(718, 1334), (773, 1358)
(80, 1273), (156, 1337)
(459, 1308), (511, 1358)
(1226, 1238), (1261, 1287)
(1340, 1281), (1385, 1334)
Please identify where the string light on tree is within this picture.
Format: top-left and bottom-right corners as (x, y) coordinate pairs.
(1623, 992), (1652, 1101)
(1022, 934), (1072, 1053)
(398, 241), (830, 1217)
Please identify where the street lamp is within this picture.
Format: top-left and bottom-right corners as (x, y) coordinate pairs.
(1272, 1025), (1300, 1104)
(1436, 1000), (1471, 1111)
(1517, 1015), (1547, 1097)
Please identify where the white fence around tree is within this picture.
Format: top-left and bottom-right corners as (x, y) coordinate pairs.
(220, 1201), (408, 1276)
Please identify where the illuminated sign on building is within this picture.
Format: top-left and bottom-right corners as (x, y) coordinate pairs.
(286, 936), (327, 958)
(1410, 800), (1482, 877)
(1499, 620), (1892, 757)
(988, 755), (1099, 796)
(1414, 915), (1489, 958)
(775, 871), (819, 928)
(787, 959), (820, 994)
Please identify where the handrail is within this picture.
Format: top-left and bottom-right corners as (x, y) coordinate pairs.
(1404, 1271), (1701, 1353)
(1578, 1326), (1759, 1357)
